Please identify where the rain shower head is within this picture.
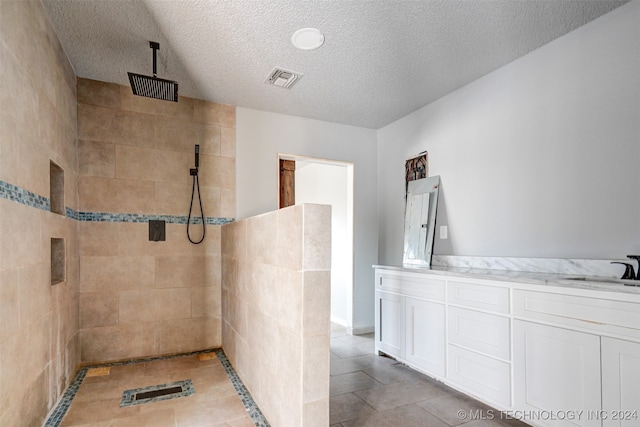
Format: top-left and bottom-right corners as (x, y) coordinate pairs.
(128, 41), (178, 102)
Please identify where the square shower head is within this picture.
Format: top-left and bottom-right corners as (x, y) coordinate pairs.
(127, 72), (179, 102)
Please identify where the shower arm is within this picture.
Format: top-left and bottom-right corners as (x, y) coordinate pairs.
(150, 41), (159, 78)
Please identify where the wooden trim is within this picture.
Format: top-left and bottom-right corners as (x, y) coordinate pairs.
(279, 159), (295, 208)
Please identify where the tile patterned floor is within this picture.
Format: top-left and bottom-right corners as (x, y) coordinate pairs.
(329, 326), (528, 427)
(51, 350), (263, 427)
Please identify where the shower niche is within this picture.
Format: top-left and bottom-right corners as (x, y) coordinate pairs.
(50, 160), (64, 215)
(51, 238), (65, 285)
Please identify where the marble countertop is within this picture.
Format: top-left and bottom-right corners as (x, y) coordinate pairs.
(373, 264), (640, 295)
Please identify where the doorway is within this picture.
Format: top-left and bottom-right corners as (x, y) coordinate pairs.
(278, 154), (354, 331)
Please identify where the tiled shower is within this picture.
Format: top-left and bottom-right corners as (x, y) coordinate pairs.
(76, 78), (235, 363)
(1, 1), (238, 424)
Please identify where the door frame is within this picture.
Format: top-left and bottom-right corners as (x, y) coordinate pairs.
(278, 153), (355, 332)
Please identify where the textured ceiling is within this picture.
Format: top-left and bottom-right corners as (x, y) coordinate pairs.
(42, 0), (628, 129)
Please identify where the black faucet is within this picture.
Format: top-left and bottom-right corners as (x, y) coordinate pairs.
(627, 255), (640, 280)
(611, 255), (640, 280)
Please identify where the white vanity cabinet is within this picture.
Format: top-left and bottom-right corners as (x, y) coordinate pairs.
(601, 337), (640, 427)
(513, 320), (602, 427)
(374, 266), (640, 427)
(405, 296), (446, 377)
(512, 289), (640, 427)
(375, 270), (446, 378)
(446, 280), (512, 408)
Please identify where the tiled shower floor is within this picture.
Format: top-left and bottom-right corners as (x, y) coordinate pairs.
(47, 350), (266, 427)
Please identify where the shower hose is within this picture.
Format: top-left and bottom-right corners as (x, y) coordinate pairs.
(187, 145), (205, 244)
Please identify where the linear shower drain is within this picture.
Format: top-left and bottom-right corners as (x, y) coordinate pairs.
(120, 379), (194, 407)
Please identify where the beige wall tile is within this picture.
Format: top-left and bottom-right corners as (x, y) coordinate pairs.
(78, 140), (116, 178)
(275, 267), (303, 331)
(115, 144), (156, 181)
(0, 199), (42, 269)
(115, 109), (155, 148)
(204, 254), (222, 288)
(302, 334), (330, 402)
(155, 255), (206, 288)
(199, 155), (235, 189)
(79, 222), (119, 256)
(194, 123), (222, 156)
(78, 176), (112, 212)
(153, 116), (198, 153)
(77, 78), (121, 109)
(16, 130), (49, 197)
(79, 292), (118, 329)
(0, 39), (39, 128)
(80, 323), (155, 363)
(112, 179), (156, 213)
(277, 205), (303, 269)
(0, 269), (20, 340)
(0, 113), (20, 184)
(303, 204), (332, 271)
(191, 286), (221, 318)
(220, 127), (235, 158)
(155, 316), (221, 354)
(154, 182), (191, 216)
(77, 103), (120, 142)
(302, 270), (331, 337)
(80, 256), (155, 291)
(153, 149), (191, 185)
(193, 99), (235, 128)
(246, 212), (278, 265)
(119, 288), (191, 323)
(221, 220), (246, 260)
(302, 398), (330, 427)
(220, 188), (236, 219)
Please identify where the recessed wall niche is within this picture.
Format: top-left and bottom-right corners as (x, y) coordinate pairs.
(51, 238), (65, 285)
(50, 161), (65, 215)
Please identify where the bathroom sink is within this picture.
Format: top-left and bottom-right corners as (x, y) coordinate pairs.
(564, 277), (640, 287)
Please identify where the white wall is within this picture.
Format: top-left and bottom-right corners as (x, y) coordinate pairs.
(296, 162), (350, 326)
(236, 108), (378, 330)
(377, 2), (640, 265)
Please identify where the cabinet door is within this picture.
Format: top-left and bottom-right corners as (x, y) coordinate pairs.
(376, 291), (404, 357)
(513, 320), (601, 427)
(602, 337), (640, 427)
(406, 297), (445, 377)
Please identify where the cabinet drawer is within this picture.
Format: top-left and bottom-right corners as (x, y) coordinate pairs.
(448, 307), (510, 360)
(377, 272), (446, 302)
(447, 344), (511, 408)
(447, 280), (510, 313)
(513, 290), (640, 340)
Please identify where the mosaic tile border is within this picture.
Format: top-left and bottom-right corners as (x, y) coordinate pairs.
(0, 180), (234, 225)
(120, 379), (194, 408)
(215, 349), (270, 427)
(43, 367), (88, 427)
(0, 180), (49, 211)
(44, 349), (269, 427)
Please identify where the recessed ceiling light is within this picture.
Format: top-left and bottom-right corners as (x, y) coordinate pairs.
(291, 28), (325, 50)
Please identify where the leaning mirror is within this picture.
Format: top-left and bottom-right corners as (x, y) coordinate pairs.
(403, 175), (440, 268)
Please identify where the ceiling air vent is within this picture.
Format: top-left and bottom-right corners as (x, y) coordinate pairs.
(265, 67), (302, 89)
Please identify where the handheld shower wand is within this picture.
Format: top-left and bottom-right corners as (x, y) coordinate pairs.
(187, 145), (205, 244)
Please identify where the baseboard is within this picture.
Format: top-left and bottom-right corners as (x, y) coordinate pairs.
(348, 325), (374, 335)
